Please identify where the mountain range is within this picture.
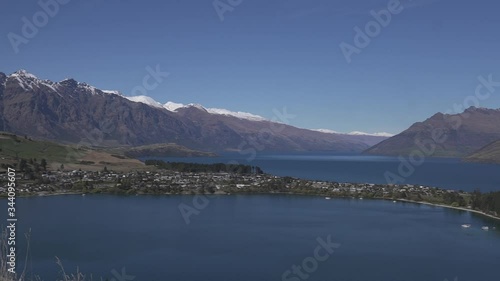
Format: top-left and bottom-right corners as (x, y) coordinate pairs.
(364, 107), (500, 157)
(3, 70), (499, 160)
(0, 70), (389, 153)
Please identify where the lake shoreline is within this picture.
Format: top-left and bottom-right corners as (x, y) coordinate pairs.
(395, 198), (500, 221)
(13, 189), (500, 222)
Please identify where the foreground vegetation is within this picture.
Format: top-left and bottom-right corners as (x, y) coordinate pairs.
(0, 230), (94, 281)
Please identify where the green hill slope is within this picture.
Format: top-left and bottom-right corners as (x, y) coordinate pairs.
(465, 140), (500, 164)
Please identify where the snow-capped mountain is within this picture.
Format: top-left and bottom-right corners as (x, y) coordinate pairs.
(124, 95), (267, 121)
(0, 69), (390, 152)
(8, 69), (59, 93)
(5, 70), (267, 122)
(314, 129), (394, 137)
(162, 101), (266, 121)
(6, 70), (120, 98)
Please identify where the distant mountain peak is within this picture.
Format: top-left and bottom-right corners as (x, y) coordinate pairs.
(12, 69), (38, 79)
(314, 129), (394, 137)
(59, 78), (78, 88)
(463, 106), (499, 113)
(186, 103), (208, 111)
(7, 69), (41, 91)
(76, 82), (100, 95)
(365, 106), (500, 157)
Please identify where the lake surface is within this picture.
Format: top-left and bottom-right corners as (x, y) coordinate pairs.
(3, 195), (500, 281)
(147, 153), (500, 192)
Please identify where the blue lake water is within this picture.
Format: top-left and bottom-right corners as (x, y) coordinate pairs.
(3, 195), (500, 281)
(146, 153), (500, 192)
(3, 153), (500, 281)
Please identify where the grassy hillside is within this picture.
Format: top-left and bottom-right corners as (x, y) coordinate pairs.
(113, 143), (217, 158)
(0, 132), (145, 171)
(0, 132), (71, 162)
(465, 140), (500, 164)
(0, 133), (217, 172)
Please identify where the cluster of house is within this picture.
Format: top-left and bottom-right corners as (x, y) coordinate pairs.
(0, 167), (459, 199)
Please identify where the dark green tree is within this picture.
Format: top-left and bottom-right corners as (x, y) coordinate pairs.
(40, 158), (47, 171)
(18, 159), (28, 172)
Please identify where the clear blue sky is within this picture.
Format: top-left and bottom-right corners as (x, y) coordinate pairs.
(2, 0), (500, 134)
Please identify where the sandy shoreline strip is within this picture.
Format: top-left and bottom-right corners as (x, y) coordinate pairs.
(397, 199), (500, 221)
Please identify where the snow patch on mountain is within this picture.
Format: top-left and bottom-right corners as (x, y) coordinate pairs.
(163, 101), (185, 111)
(9, 70), (38, 90)
(163, 102), (207, 111)
(76, 82), (100, 95)
(314, 129), (342, 134)
(39, 81), (60, 95)
(102, 90), (123, 96)
(125, 95), (164, 108)
(163, 101), (266, 121)
(7, 70), (117, 98)
(186, 103), (207, 111)
(206, 108), (267, 121)
(11, 69), (38, 80)
(348, 131), (394, 137)
(314, 129), (394, 137)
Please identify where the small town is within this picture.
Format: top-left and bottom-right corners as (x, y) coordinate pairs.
(1, 161), (497, 220)
(0, 164), (448, 195)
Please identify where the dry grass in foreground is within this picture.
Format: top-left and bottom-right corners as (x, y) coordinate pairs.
(0, 230), (100, 281)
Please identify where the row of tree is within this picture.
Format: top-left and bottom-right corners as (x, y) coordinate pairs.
(20, 158), (48, 171)
(144, 159), (264, 174)
(471, 190), (500, 215)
